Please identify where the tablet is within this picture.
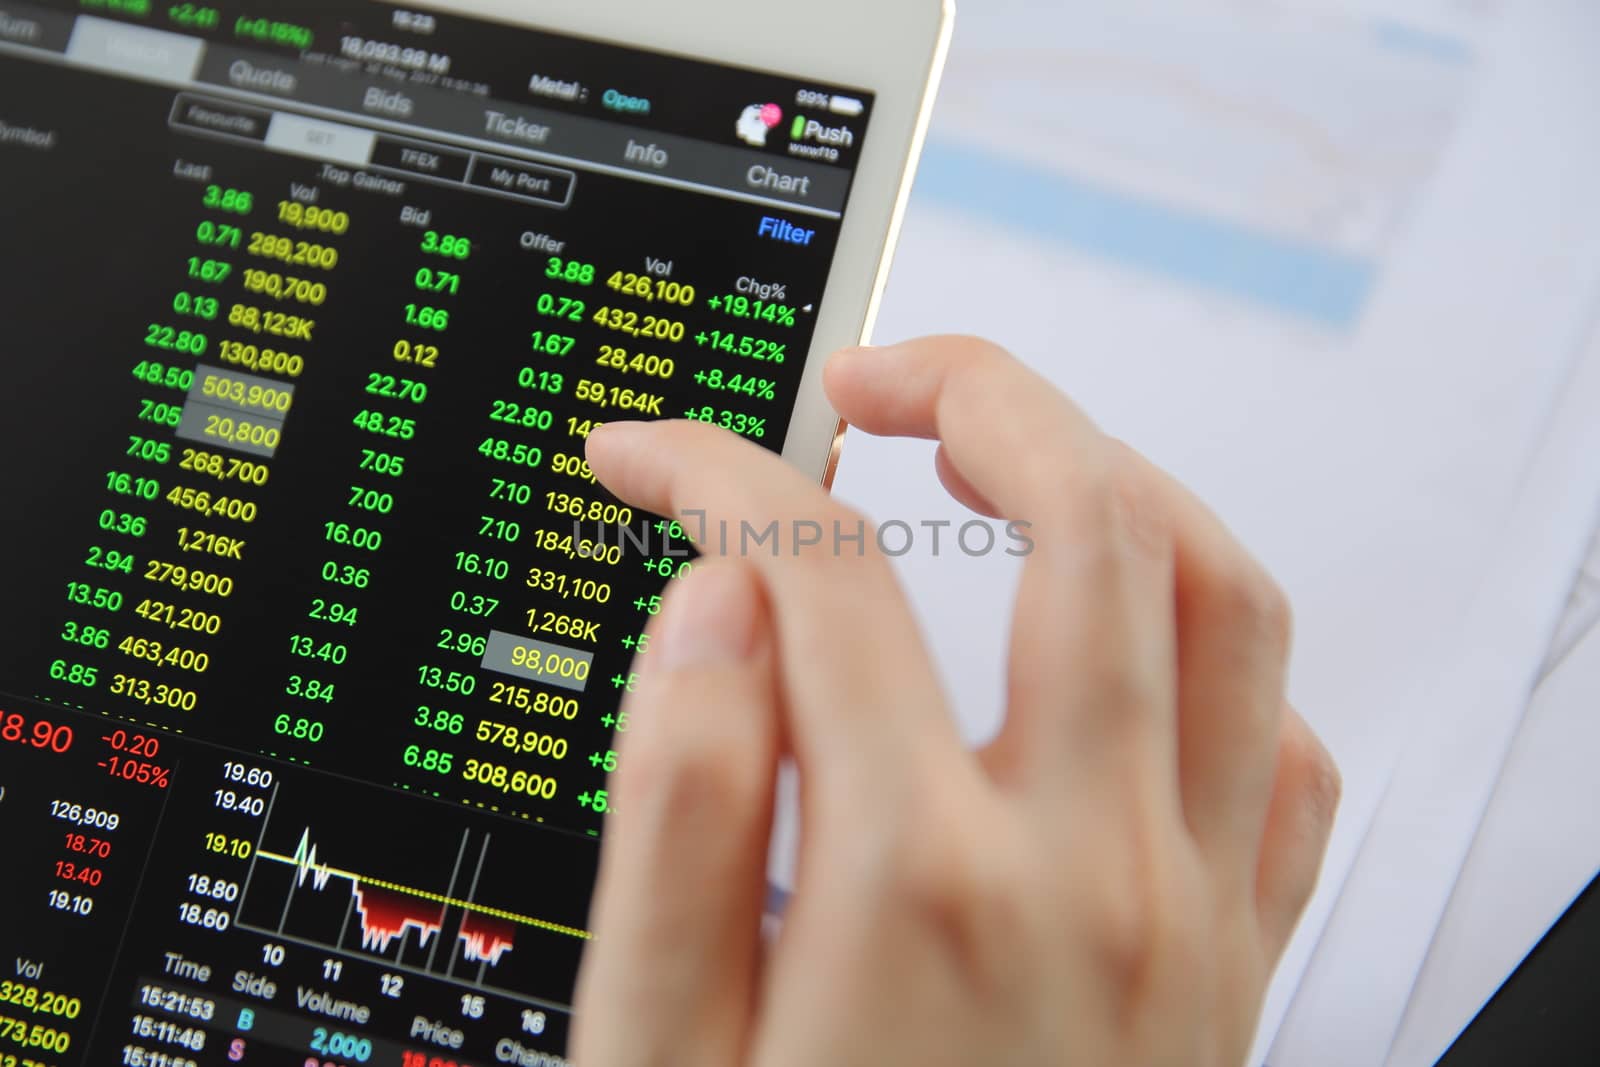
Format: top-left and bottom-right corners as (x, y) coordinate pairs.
(0, 0), (951, 1063)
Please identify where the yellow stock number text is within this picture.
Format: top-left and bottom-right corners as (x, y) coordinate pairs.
(474, 720), (569, 761)
(246, 232), (338, 270)
(276, 201), (350, 234)
(488, 683), (580, 720)
(110, 674), (199, 711)
(462, 758), (558, 799)
(144, 560), (235, 598)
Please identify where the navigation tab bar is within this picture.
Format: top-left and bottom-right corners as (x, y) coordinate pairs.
(190, 46), (849, 215)
(6, 3), (861, 218)
(60, 26), (855, 217)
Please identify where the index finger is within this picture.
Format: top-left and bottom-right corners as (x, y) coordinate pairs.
(584, 420), (966, 800)
(830, 338), (1184, 805)
(828, 338), (1290, 875)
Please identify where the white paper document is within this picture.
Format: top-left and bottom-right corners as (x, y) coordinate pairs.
(1381, 525), (1600, 1067)
(822, 0), (1600, 1061)
(1272, 314), (1600, 1067)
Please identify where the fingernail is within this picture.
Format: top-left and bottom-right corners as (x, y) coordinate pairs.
(829, 344), (903, 381)
(584, 421), (648, 465)
(587, 421), (648, 446)
(657, 565), (760, 670)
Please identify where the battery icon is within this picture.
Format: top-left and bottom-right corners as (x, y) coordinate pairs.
(830, 95), (865, 117)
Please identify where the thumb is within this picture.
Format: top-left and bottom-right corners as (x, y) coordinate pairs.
(572, 561), (779, 1066)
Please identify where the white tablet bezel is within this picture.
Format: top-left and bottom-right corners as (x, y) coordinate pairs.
(398, 0), (955, 485)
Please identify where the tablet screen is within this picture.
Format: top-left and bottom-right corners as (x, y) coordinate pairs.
(0, 2), (873, 1062)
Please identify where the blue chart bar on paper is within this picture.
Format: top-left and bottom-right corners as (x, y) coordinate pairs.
(914, 139), (1380, 330)
(1370, 20), (1475, 66)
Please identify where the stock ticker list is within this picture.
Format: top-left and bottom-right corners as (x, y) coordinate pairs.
(0, 5), (869, 1063)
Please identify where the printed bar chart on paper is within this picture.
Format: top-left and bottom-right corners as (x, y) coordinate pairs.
(917, 0), (1480, 327)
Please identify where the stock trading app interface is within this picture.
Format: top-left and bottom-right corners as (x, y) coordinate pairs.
(0, 2), (872, 1064)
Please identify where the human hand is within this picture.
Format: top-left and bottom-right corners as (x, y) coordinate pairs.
(572, 336), (1340, 1067)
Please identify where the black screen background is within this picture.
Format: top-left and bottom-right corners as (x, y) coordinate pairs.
(0, 5), (868, 1062)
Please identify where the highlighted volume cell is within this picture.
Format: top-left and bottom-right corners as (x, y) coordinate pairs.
(175, 365), (294, 458)
(481, 632), (594, 693)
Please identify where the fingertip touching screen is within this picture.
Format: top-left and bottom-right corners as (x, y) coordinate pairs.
(0, 2), (873, 1063)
